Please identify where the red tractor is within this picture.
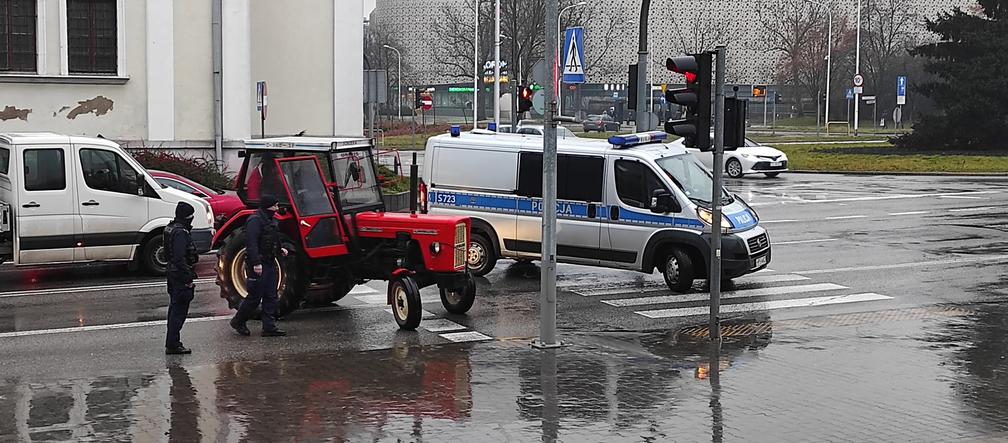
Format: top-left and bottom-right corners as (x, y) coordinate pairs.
(212, 137), (475, 330)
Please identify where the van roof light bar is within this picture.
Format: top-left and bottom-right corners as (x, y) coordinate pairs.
(608, 131), (668, 148)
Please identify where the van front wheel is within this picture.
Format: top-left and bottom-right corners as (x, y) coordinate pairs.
(140, 235), (168, 276)
(467, 233), (497, 277)
(662, 248), (695, 293)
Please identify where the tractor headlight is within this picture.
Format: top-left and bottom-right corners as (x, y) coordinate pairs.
(430, 242), (442, 255)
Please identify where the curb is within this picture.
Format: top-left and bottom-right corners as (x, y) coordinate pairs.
(789, 170), (1008, 177)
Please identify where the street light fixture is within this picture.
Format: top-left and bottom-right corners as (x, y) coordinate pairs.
(557, 1), (588, 116)
(382, 44), (402, 124)
(804, 0), (832, 130)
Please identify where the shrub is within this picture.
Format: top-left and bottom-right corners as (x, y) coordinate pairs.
(377, 164), (410, 194)
(128, 149), (235, 191)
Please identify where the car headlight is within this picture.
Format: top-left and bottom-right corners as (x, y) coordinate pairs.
(697, 207), (732, 232)
(740, 153), (750, 158)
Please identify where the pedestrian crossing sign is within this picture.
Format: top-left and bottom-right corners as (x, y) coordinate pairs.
(562, 27), (586, 84)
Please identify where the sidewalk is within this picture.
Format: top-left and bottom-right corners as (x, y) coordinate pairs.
(2, 303), (1007, 442)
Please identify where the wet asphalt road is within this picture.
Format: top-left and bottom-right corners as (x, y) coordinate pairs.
(2, 172), (1008, 441)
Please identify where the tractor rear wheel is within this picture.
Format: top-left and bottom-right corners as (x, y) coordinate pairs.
(389, 275), (422, 330)
(216, 229), (308, 317)
(440, 273), (476, 314)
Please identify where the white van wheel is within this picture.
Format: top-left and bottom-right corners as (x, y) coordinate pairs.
(663, 248), (695, 293)
(141, 235), (168, 276)
(467, 234), (497, 277)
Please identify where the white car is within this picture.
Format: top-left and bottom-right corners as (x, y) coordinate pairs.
(674, 137), (789, 178)
(514, 125), (579, 139)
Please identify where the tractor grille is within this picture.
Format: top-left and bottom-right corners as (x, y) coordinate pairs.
(454, 223), (467, 269)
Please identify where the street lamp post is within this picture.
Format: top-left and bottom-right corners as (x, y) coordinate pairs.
(382, 44), (402, 124)
(854, 0), (862, 135)
(804, 0), (832, 129)
(494, 0), (501, 126)
(502, 33), (523, 128)
(474, 0), (479, 126)
(557, 1), (587, 116)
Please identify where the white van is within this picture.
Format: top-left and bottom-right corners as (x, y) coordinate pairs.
(0, 133), (214, 274)
(420, 130), (771, 293)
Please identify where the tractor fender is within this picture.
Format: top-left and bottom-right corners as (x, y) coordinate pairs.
(212, 209), (255, 249)
(388, 268), (416, 304)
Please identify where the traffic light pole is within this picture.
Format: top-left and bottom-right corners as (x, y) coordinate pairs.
(709, 45), (726, 345)
(634, 0), (651, 132)
(534, 0), (560, 350)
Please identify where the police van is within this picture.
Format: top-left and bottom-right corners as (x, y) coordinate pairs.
(420, 130), (771, 293)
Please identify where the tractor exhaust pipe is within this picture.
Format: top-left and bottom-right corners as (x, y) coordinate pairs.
(409, 152), (418, 214)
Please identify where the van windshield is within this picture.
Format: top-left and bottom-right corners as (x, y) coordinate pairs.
(654, 154), (731, 206)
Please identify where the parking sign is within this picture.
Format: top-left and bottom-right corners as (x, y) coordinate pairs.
(896, 75), (907, 105)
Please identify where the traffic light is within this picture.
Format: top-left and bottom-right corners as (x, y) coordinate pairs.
(724, 98), (748, 149)
(414, 88), (422, 109)
(627, 64), (638, 110)
(752, 85), (766, 97)
(664, 53), (713, 151)
(517, 85), (533, 114)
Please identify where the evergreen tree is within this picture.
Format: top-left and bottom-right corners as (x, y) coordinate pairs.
(893, 0), (1008, 150)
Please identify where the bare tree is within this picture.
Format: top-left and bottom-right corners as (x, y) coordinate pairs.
(863, 0), (919, 112)
(758, 0), (855, 115)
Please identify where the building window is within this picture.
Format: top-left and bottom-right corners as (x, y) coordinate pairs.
(0, 0), (37, 72)
(67, 0), (116, 74)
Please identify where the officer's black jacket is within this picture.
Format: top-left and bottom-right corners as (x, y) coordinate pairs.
(166, 221), (197, 285)
(245, 209), (280, 267)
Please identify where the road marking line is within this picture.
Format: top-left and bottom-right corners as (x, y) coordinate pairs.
(0, 314), (234, 338)
(824, 215), (868, 220)
(948, 206), (996, 213)
(602, 283), (847, 307)
(749, 190), (998, 207)
(0, 278), (217, 298)
(741, 274), (810, 284)
(635, 292), (893, 319)
(422, 319), (468, 333)
(791, 254), (1008, 275)
(775, 238), (838, 245)
(361, 293), (440, 305)
(889, 211), (929, 216)
(940, 195), (984, 199)
(760, 219), (798, 224)
(439, 331), (493, 343)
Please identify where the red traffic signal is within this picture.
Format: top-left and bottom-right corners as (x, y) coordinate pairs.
(664, 53), (712, 151)
(517, 85), (533, 114)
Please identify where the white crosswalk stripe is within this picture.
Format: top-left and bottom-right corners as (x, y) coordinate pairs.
(635, 293), (893, 319)
(602, 283), (847, 307)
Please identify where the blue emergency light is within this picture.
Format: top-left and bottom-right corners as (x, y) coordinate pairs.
(450, 125), (461, 137)
(608, 131), (668, 148)
(487, 121), (498, 132)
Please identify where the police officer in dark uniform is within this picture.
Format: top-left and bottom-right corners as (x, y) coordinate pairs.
(165, 202), (199, 354)
(230, 195), (289, 337)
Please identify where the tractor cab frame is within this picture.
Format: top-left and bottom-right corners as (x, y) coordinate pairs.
(213, 137), (475, 330)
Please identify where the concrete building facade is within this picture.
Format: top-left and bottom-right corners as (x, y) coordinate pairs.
(0, 0), (364, 168)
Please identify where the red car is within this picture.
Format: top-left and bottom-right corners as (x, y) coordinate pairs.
(148, 170), (243, 228)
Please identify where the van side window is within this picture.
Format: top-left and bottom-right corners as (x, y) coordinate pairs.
(517, 152), (542, 198)
(0, 147), (9, 175)
(23, 149), (66, 191)
(519, 153), (605, 202)
(80, 149), (141, 195)
(615, 160), (668, 209)
(559, 155), (603, 202)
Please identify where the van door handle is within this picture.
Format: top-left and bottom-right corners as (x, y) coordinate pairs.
(82, 200), (100, 206)
(610, 206), (619, 220)
(22, 202), (40, 208)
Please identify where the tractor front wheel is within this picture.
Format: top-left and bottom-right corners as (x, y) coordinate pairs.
(389, 275), (422, 330)
(440, 274), (476, 314)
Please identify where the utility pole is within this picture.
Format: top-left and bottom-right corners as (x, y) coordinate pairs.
(853, 0), (861, 135)
(534, 0), (560, 350)
(494, 0), (501, 126)
(710, 45), (726, 344)
(634, 0), (651, 131)
(474, 0), (479, 126)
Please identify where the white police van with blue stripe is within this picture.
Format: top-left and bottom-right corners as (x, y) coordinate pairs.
(420, 129), (770, 293)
